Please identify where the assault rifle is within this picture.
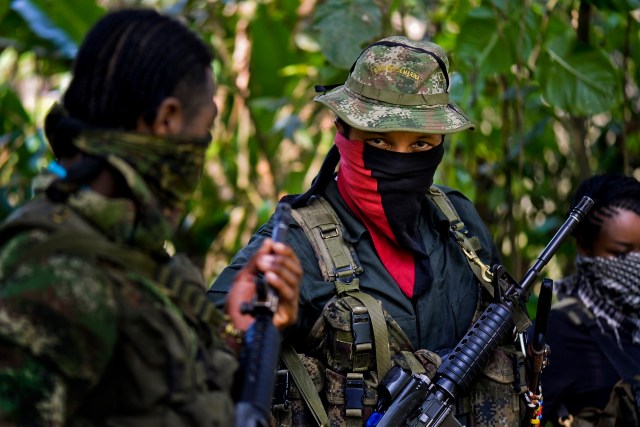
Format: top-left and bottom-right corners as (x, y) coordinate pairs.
(234, 203), (292, 427)
(367, 196), (594, 427)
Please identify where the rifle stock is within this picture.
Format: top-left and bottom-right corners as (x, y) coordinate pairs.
(234, 203), (292, 427)
(370, 196), (594, 427)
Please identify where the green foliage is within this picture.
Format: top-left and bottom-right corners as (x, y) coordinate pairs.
(11, 0), (105, 58)
(313, 0), (384, 68)
(1, 0), (638, 295)
(539, 42), (620, 115)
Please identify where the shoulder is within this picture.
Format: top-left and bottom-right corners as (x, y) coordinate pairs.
(428, 185), (499, 258)
(0, 199), (119, 327)
(0, 233), (118, 384)
(551, 297), (589, 326)
(430, 185), (479, 215)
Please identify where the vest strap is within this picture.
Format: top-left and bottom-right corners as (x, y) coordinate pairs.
(426, 186), (495, 296)
(281, 343), (330, 427)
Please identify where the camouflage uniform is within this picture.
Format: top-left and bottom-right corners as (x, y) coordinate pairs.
(0, 132), (237, 426)
(210, 36), (526, 426)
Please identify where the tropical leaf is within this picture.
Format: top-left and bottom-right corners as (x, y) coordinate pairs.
(312, 0), (383, 69)
(456, 6), (514, 76)
(538, 45), (621, 115)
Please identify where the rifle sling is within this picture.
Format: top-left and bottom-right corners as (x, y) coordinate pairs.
(426, 187), (494, 294)
(338, 279), (392, 379)
(281, 343), (330, 427)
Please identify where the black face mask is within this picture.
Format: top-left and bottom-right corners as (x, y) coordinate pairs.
(335, 133), (444, 298)
(362, 141), (444, 251)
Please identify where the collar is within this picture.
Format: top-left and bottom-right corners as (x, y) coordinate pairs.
(322, 179), (450, 243)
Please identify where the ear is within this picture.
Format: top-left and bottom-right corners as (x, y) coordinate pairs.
(138, 97), (184, 136)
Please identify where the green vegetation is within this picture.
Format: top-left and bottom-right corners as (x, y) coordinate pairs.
(1, 0), (638, 289)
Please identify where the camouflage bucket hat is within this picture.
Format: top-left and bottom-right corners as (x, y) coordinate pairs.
(314, 36), (475, 134)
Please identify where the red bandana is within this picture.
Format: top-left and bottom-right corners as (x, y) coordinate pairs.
(335, 133), (443, 297)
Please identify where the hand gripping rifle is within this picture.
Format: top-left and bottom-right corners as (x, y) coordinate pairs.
(368, 196), (593, 427)
(234, 203), (292, 427)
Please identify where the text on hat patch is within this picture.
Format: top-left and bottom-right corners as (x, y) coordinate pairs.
(370, 65), (421, 82)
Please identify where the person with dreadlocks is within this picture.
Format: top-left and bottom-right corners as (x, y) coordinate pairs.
(209, 36), (526, 426)
(540, 173), (640, 427)
(0, 8), (301, 425)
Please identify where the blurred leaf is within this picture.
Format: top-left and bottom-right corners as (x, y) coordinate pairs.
(0, 84), (30, 131)
(10, 0), (104, 59)
(313, 0), (383, 69)
(585, 0), (640, 12)
(539, 44), (621, 115)
(0, 0), (9, 21)
(456, 7), (513, 76)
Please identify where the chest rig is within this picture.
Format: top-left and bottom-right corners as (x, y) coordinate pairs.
(273, 187), (499, 427)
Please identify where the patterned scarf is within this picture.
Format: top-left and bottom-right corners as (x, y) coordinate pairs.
(46, 130), (209, 252)
(73, 130), (210, 211)
(555, 252), (640, 345)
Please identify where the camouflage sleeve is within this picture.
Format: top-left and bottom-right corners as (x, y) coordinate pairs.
(0, 229), (118, 425)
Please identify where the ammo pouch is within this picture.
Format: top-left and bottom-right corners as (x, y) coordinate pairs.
(272, 293), (442, 427)
(274, 193), (525, 426)
(272, 297), (525, 427)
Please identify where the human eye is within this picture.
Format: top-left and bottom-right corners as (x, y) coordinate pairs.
(411, 140), (434, 152)
(365, 138), (391, 150)
(605, 248), (630, 258)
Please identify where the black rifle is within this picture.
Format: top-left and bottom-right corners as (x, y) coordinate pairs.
(367, 196), (594, 427)
(234, 203), (292, 427)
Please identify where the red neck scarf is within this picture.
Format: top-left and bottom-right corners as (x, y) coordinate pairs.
(335, 133), (443, 297)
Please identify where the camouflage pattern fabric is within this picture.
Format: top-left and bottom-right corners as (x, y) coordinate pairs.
(48, 102), (210, 212)
(314, 36), (475, 134)
(272, 294), (443, 426)
(75, 129), (210, 211)
(568, 378), (640, 427)
(0, 132), (236, 426)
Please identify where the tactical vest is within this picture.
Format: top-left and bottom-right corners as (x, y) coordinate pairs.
(0, 197), (238, 426)
(271, 187), (525, 427)
(553, 298), (640, 427)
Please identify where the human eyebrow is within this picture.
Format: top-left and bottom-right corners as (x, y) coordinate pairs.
(612, 241), (633, 249)
(416, 135), (442, 144)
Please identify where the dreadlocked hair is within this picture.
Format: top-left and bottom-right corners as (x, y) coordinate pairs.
(570, 173), (640, 250)
(45, 8), (213, 160)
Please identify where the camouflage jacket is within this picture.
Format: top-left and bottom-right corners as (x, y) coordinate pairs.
(0, 183), (237, 426)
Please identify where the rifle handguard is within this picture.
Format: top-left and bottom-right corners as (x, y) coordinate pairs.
(370, 196), (594, 427)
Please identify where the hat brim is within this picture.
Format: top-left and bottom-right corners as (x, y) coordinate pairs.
(315, 86), (475, 134)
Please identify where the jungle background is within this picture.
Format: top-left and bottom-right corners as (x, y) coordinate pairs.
(1, 0), (639, 310)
